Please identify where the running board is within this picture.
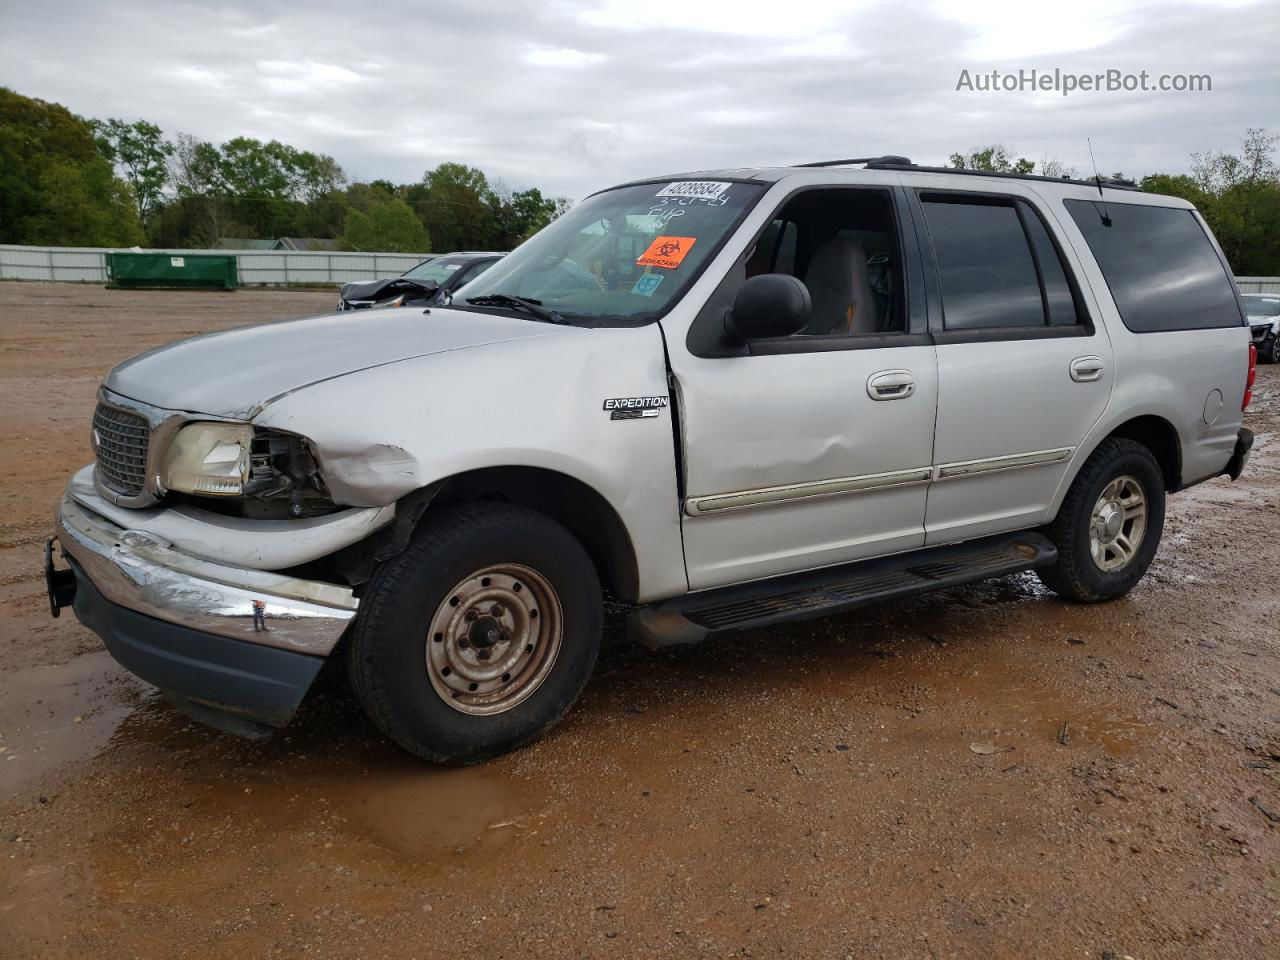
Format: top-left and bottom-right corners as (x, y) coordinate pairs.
(630, 532), (1056, 650)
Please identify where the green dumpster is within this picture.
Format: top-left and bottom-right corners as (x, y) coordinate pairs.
(106, 252), (239, 290)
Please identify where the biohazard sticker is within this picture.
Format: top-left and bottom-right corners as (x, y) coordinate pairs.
(636, 236), (696, 269)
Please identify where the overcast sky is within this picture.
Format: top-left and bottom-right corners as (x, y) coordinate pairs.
(1, 0), (1276, 199)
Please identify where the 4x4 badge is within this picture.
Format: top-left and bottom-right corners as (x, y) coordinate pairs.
(603, 396), (668, 420)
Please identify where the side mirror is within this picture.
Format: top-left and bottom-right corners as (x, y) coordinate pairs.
(725, 274), (811, 341)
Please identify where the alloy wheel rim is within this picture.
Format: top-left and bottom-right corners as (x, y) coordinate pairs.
(1088, 475), (1147, 572)
(425, 564), (563, 716)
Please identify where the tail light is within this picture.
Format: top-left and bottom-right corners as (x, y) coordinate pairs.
(1243, 343), (1257, 411)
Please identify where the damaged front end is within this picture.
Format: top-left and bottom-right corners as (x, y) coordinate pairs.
(48, 484), (365, 737)
(48, 388), (410, 737)
(338, 277), (439, 311)
(176, 425), (340, 521)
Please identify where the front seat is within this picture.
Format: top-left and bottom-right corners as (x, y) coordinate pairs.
(801, 235), (877, 335)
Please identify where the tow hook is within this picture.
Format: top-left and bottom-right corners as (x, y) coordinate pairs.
(44, 538), (77, 618)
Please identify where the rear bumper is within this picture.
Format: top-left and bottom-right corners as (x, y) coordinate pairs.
(1225, 427), (1254, 481)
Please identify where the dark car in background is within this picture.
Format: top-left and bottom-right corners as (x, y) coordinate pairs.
(1243, 293), (1280, 362)
(338, 252), (505, 311)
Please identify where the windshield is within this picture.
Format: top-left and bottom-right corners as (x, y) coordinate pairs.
(1244, 296), (1280, 317)
(403, 257), (467, 285)
(456, 180), (763, 324)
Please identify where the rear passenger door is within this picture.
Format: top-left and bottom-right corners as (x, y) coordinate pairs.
(909, 188), (1113, 544)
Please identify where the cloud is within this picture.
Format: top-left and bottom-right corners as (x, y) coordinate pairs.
(254, 60), (371, 95)
(0, 0), (1275, 199)
(523, 45), (606, 68)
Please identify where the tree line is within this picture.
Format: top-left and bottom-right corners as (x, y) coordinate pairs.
(949, 133), (1280, 276)
(0, 87), (568, 254)
(2, 85), (1277, 273)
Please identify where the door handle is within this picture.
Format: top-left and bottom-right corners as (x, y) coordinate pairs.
(867, 369), (915, 401)
(1070, 356), (1105, 383)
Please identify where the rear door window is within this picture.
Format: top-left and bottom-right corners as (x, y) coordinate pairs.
(1020, 206), (1079, 327)
(1065, 200), (1242, 332)
(922, 198), (1047, 330)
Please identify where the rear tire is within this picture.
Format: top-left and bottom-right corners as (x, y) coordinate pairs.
(1036, 437), (1165, 603)
(349, 502), (602, 765)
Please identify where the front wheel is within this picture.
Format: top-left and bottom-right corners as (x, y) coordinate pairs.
(1265, 336), (1280, 365)
(1037, 437), (1166, 603)
(348, 502), (602, 765)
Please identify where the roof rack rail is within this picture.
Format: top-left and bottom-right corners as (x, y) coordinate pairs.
(794, 155), (912, 168)
(1091, 175), (1139, 189)
(855, 160), (1143, 191)
(790, 157), (1142, 191)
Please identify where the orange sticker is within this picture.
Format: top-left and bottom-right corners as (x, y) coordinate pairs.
(636, 236), (696, 269)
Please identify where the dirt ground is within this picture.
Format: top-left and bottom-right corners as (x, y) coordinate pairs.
(0, 280), (1276, 959)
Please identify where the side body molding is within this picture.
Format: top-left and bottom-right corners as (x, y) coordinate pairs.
(685, 448), (1076, 516)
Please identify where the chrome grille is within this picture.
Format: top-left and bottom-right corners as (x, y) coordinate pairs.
(92, 402), (150, 497)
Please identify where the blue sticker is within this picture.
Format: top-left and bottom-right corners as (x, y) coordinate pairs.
(632, 273), (665, 297)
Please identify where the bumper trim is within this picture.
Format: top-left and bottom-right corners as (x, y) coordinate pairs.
(55, 492), (357, 656)
(1225, 427), (1254, 481)
(70, 562), (323, 730)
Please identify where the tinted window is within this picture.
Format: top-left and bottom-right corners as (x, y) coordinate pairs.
(923, 199), (1045, 329)
(1020, 205), (1079, 326)
(1065, 200), (1242, 332)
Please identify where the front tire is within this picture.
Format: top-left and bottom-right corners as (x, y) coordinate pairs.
(349, 502), (602, 765)
(1037, 437), (1165, 603)
(1265, 336), (1280, 365)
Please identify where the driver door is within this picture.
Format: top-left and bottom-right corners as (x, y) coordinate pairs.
(667, 185), (938, 590)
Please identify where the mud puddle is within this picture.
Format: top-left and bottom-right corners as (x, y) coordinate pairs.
(0, 650), (152, 792)
(764, 585), (1155, 758)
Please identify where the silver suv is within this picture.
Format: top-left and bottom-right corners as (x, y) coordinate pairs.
(46, 157), (1256, 763)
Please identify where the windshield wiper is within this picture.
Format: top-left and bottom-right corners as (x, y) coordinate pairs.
(465, 293), (569, 325)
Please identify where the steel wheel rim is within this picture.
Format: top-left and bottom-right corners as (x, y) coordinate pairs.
(1089, 475), (1147, 572)
(425, 563), (563, 716)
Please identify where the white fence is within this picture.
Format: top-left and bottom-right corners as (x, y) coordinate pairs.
(2, 243), (1278, 294)
(1236, 277), (1280, 294)
(0, 244), (429, 286)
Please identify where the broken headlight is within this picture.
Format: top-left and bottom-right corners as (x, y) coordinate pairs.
(242, 428), (334, 517)
(164, 424), (334, 516)
(163, 422), (253, 496)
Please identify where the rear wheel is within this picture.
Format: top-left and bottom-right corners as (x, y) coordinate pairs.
(349, 502), (602, 765)
(1037, 437), (1165, 602)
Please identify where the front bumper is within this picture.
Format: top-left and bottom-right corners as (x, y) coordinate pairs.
(66, 563), (325, 733)
(51, 491), (361, 732)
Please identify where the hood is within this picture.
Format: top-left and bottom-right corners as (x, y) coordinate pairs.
(105, 306), (568, 420)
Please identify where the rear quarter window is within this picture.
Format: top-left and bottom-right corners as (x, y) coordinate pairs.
(1064, 199), (1243, 333)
